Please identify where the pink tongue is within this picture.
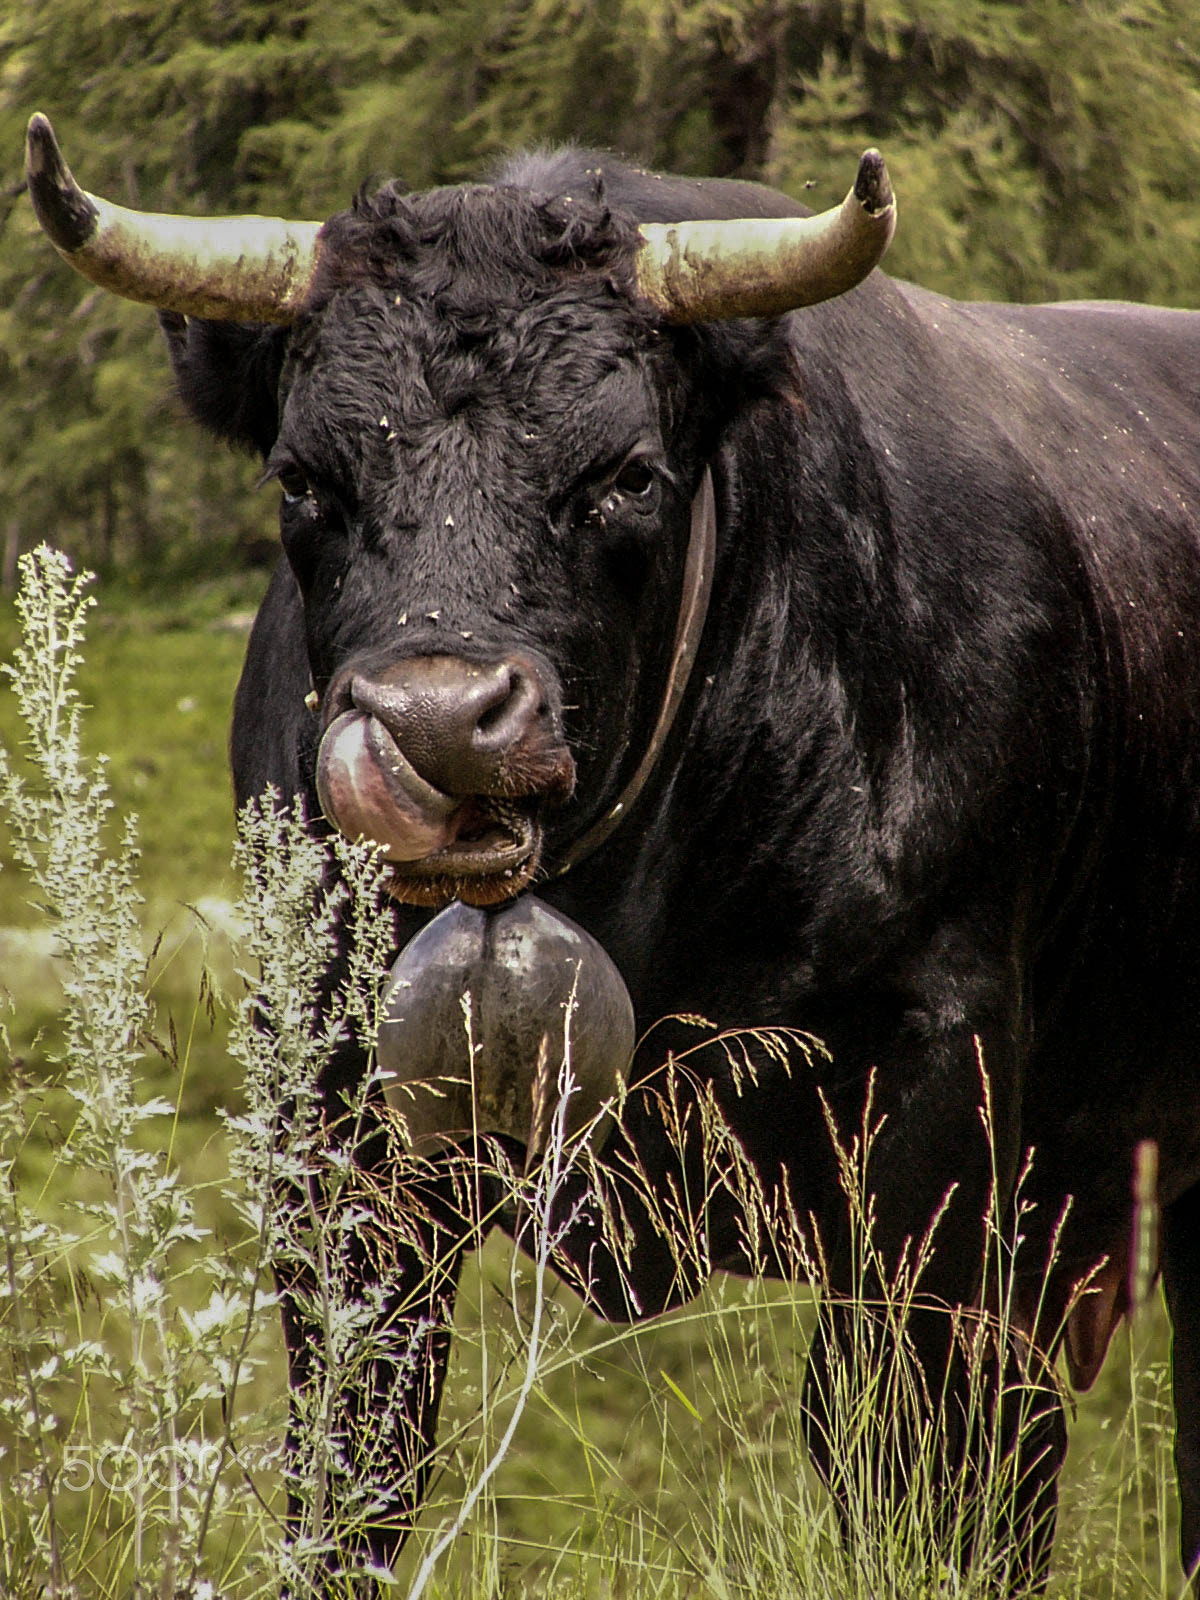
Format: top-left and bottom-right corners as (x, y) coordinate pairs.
(316, 711), (459, 861)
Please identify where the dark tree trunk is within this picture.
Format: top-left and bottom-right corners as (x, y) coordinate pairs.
(701, 5), (792, 177)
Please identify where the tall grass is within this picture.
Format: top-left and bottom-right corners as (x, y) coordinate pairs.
(0, 547), (1186, 1598)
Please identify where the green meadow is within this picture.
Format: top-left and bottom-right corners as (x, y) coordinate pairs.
(0, 573), (1186, 1597)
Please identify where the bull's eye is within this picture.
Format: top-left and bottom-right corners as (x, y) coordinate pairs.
(277, 465), (313, 503)
(613, 460), (655, 498)
(595, 458), (660, 522)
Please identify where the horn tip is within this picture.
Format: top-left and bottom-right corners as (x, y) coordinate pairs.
(25, 111), (98, 253)
(854, 149), (893, 218)
(25, 112), (62, 183)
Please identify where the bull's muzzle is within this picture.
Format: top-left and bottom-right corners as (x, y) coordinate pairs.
(315, 653), (574, 906)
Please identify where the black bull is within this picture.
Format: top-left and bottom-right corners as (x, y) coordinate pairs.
(26, 124), (1200, 1587)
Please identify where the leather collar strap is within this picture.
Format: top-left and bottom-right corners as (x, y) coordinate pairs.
(554, 465), (717, 876)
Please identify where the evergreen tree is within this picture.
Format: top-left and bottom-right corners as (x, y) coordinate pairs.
(3, 0), (1199, 577)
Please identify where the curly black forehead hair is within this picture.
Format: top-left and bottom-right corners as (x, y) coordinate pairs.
(162, 152), (803, 461)
(302, 179), (645, 320)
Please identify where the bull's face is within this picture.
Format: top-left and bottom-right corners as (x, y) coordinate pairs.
(24, 116), (894, 907)
(269, 263), (693, 907)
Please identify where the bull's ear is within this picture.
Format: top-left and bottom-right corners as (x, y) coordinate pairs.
(159, 311), (287, 458)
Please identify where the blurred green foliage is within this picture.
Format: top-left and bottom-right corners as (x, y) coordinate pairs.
(3, 0), (1200, 578)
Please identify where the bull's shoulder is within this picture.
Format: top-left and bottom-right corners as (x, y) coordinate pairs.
(966, 296), (1200, 381)
(799, 277), (1200, 484)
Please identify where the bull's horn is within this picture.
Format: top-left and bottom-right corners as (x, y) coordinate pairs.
(635, 149), (896, 322)
(25, 112), (323, 322)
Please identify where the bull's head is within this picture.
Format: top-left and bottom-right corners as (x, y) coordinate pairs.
(26, 114), (894, 909)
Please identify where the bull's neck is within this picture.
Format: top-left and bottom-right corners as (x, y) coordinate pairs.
(551, 466), (718, 877)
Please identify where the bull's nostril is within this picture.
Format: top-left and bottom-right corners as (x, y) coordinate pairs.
(335, 654), (555, 797)
(471, 662), (542, 752)
(476, 700), (509, 736)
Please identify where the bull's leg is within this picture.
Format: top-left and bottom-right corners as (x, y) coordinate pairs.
(988, 1348), (1067, 1591)
(802, 1296), (1064, 1592)
(276, 1157), (491, 1584)
(797, 965), (1064, 1593)
(1163, 1181), (1200, 1582)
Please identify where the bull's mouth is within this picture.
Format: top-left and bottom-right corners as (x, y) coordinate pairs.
(315, 708), (557, 907)
(392, 796), (542, 906)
